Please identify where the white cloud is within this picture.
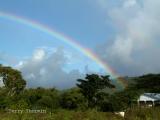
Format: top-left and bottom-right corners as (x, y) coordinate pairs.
(97, 0), (160, 76)
(109, 37), (133, 63)
(32, 48), (45, 61)
(16, 47), (84, 89)
(123, 0), (137, 8)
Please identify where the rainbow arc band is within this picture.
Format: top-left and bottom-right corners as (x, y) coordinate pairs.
(0, 11), (126, 88)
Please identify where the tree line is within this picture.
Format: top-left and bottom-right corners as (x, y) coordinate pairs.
(0, 64), (160, 112)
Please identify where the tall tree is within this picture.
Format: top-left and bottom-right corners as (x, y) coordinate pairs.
(76, 74), (115, 108)
(0, 64), (26, 96)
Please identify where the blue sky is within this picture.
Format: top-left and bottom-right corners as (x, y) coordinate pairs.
(0, 0), (113, 65)
(0, 0), (114, 47)
(0, 0), (111, 88)
(0, 0), (160, 88)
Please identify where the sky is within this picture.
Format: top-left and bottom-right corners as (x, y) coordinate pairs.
(0, 0), (160, 88)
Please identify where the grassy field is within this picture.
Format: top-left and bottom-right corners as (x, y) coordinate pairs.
(125, 107), (160, 120)
(0, 110), (123, 120)
(0, 107), (160, 120)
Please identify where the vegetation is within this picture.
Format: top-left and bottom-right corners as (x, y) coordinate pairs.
(77, 74), (115, 108)
(0, 64), (160, 119)
(0, 64), (26, 96)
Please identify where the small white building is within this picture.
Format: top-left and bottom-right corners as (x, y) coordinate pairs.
(138, 93), (160, 107)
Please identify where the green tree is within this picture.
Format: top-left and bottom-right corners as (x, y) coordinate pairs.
(60, 88), (86, 110)
(0, 64), (26, 96)
(133, 74), (160, 93)
(23, 87), (60, 109)
(76, 74), (115, 108)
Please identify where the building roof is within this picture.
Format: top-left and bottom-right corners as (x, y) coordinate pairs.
(138, 93), (160, 101)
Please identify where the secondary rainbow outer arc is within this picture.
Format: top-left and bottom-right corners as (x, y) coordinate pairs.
(0, 12), (126, 87)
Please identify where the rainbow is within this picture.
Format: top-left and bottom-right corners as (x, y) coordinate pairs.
(0, 11), (126, 88)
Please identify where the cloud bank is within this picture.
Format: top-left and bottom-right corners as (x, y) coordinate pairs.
(97, 0), (160, 76)
(16, 47), (84, 89)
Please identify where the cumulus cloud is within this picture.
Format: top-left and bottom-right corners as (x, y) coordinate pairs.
(123, 0), (137, 8)
(16, 47), (84, 89)
(32, 49), (45, 61)
(97, 0), (160, 76)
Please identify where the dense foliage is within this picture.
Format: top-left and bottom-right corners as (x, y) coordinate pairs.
(77, 74), (115, 108)
(0, 64), (26, 96)
(0, 64), (160, 119)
